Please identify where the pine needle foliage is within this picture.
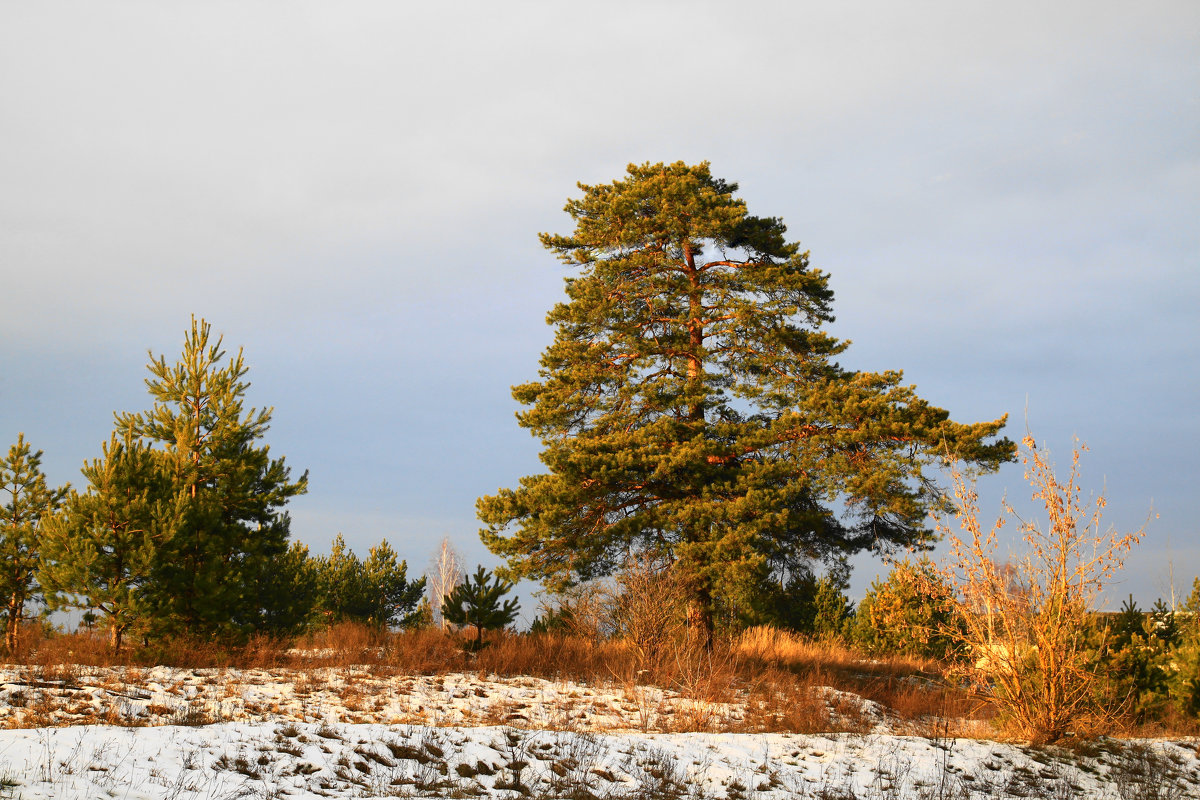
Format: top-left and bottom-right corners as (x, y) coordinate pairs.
(0, 435), (67, 652)
(442, 566), (520, 650)
(314, 535), (426, 629)
(40, 434), (170, 653)
(478, 161), (1014, 637)
(115, 317), (308, 640)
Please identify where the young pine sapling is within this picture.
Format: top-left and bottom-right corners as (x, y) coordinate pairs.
(442, 566), (519, 650)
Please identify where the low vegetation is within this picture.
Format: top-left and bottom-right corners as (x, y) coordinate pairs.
(1, 620), (1198, 798)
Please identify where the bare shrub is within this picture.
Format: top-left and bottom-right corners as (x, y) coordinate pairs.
(609, 555), (693, 673)
(536, 581), (615, 641)
(532, 555), (722, 692)
(938, 434), (1149, 744)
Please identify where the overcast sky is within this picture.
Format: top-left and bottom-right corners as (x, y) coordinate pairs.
(2, 1), (1197, 612)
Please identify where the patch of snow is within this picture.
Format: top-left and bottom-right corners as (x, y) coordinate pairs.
(0, 665), (1196, 798)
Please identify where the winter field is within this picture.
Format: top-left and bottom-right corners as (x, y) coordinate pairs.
(0, 657), (1197, 799)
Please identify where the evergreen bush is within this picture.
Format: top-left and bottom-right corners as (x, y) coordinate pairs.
(443, 566), (519, 650)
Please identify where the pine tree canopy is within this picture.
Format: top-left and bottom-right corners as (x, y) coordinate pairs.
(477, 161), (1014, 632)
(115, 317), (308, 639)
(39, 434), (168, 652)
(0, 434), (67, 651)
(314, 534), (426, 628)
(442, 566), (519, 649)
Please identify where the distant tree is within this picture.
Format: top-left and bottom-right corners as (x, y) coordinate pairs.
(754, 570), (853, 638)
(39, 435), (169, 653)
(442, 566), (520, 650)
(252, 540), (321, 636)
(409, 597), (435, 630)
(1149, 598), (1178, 644)
(0, 434), (67, 652)
(852, 557), (961, 659)
(315, 534), (361, 625)
(810, 578), (854, 640)
(426, 537), (463, 630)
(314, 535), (426, 628)
(1167, 578), (1200, 716)
(528, 602), (574, 635)
(1111, 594), (1144, 651)
(478, 161), (1014, 643)
(1106, 605), (1173, 722)
(115, 317), (308, 639)
(1104, 593), (1192, 722)
(360, 539), (425, 628)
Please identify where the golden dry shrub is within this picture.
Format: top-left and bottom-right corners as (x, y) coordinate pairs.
(937, 435), (1149, 744)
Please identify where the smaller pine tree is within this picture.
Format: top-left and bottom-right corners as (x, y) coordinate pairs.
(313, 535), (425, 628)
(251, 541), (321, 636)
(852, 558), (961, 659)
(1112, 594), (1144, 650)
(1167, 578), (1200, 716)
(0, 434), (68, 653)
(116, 317), (308, 641)
(39, 435), (168, 653)
(442, 566), (519, 650)
(1150, 598), (1178, 644)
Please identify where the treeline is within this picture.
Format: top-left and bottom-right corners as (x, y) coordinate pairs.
(0, 319), (427, 654)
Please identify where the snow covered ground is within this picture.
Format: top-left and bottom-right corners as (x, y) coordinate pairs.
(0, 664), (1196, 798)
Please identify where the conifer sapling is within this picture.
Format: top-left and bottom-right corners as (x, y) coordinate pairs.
(442, 566), (520, 650)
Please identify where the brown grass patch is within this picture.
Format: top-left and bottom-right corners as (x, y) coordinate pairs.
(19, 619), (1198, 739)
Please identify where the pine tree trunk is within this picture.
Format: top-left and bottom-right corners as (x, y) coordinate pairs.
(683, 240), (715, 649)
(683, 241), (705, 427)
(689, 584), (715, 650)
(4, 595), (20, 653)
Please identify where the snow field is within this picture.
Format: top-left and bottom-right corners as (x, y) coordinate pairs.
(0, 666), (1196, 798)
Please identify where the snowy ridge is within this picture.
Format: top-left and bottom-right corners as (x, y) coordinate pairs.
(0, 666), (1196, 798)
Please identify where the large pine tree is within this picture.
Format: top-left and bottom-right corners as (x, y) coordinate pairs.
(116, 317), (308, 639)
(0, 435), (67, 652)
(478, 161), (1014, 637)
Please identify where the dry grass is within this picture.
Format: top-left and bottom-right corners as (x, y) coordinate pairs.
(1116, 705), (1200, 739)
(737, 665), (836, 733)
(736, 625), (936, 677)
(728, 626), (1005, 737)
(8, 619), (1195, 739)
(12, 623), (957, 704)
(7, 620), (965, 731)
